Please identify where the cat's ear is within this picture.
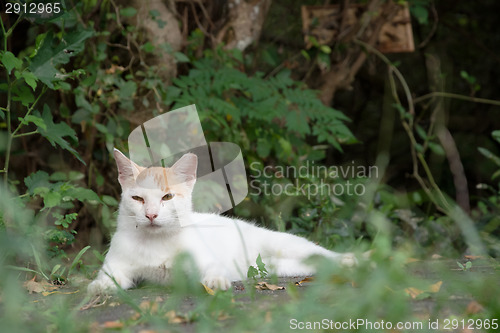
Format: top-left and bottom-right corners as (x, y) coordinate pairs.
(171, 153), (197, 187)
(113, 148), (143, 188)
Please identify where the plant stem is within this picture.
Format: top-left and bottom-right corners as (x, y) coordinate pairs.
(354, 39), (414, 116)
(414, 92), (500, 107)
(357, 37), (486, 254)
(3, 75), (46, 185)
(11, 86), (47, 137)
(3, 66), (12, 186)
(13, 130), (39, 138)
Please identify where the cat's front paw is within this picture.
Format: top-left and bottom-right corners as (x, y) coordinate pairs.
(87, 271), (133, 295)
(87, 278), (117, 295)
(202, 275), (231, 290)
(340, 253), (357, 267)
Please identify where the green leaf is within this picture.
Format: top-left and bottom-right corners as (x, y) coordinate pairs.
(68, 245), (91, 277)
(65, 187), (102, 203)
(410, 5), (429, 25)
(247, 265), (259, 279)
(102, 195), (119, 206)
(285, 109), (310, 135)
(492, 130), (500, 143)
(478, 147), (500, 167)
(50, 264), (62, 277)
(43, 191), (62, 208)
(173, 52), (190, 63)
(261, 48), (279, 66)
(120, 7), (137, 17)
(19, 114), (47, 131)
(428, 142), (445, 156)
(24, 171), (50, 194)
(414, 143), (424, 153)
(256, 138), (271, 158)
(141, 42), (156, 53)
(36, 105), (86, 165)
(1, 51), (23, 74)
(29, 30), (94, 88)
(11, 84), (35, 106)
(22, 71), (38, 91)
(317, 52), (330, 70)
(117, 80), (137, 99)
(415, 125), (427, 140)
(256, 254), (268, 278)
(278, 137), (292, 156)
(301, 49), (311, 61)
(31, 32), (47, 58)
(319, 45), (332, 54)
(94, 123), (108, 134)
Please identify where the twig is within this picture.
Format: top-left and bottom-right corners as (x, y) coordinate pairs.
(418, 2), (438, 48)
(414, 92), (500, 107)
(354, 38), (415, 115)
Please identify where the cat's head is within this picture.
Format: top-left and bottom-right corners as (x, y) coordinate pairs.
(113, 149), (197, 232)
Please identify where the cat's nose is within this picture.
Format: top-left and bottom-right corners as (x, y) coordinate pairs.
(146, 213), (158, 222)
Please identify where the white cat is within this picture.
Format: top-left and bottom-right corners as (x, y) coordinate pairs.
(87, 149), (356, 294)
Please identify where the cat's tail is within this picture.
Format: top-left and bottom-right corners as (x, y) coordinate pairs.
(259, 230), (357, 275)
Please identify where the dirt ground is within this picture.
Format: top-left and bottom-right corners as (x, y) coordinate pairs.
(23, 259), (499, 332)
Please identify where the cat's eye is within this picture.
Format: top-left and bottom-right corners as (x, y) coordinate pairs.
(132, 195), (144, 203)
(162, 193), (174, 201)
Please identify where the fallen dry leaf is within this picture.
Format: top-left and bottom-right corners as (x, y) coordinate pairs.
(202, 283), (215, 295)
(130, 312), (141, 321)
(405, 257), (420, 263)
(216, 312), (232, 321)
(463, 255), (483, 260)
(429, 281), (442, 293)
(405, 287), (424, 299)
(295, 277), (315, 286)
(431, 254), (444, 260)
(139, 299), (159, 314)
(23, 277), (58, 294)
(101, 321), (124, 329)
(42, 289), (79, 297)
(465, 300), (484, 314)
(255, 282), (285, 291)
(405, 281), (442, 299)
(165, 310), (188, 324)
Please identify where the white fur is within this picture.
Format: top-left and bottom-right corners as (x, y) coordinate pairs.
(88, 150), (355, 294)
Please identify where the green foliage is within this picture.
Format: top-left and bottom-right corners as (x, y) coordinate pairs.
(167, 47), (355, 159)
(409, 0), (431, 25)
(475, 131), (500, 256)
(29, 30), (92, 89)
(457, 260), (472, 271)
(247, 254), (268, 280)
(0, 7), (114, 266)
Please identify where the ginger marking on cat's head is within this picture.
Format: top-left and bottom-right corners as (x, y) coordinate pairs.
(113, 148), (198, 231)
